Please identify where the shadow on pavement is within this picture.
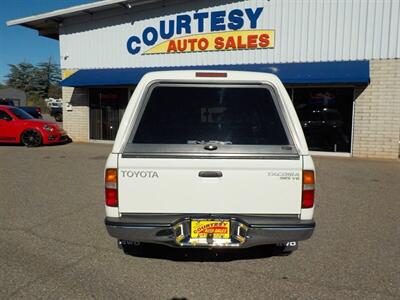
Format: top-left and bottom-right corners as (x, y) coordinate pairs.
(46, 138), (73, 146)
(122, 243), (289, 262)
(0, 138), (72, 147)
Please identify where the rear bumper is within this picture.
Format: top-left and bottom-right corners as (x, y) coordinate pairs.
(105, 214), (315, 248)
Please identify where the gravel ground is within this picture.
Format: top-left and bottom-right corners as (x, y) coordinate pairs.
(0, 143), (399, 299)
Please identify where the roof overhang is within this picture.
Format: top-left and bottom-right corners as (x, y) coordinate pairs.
(61, 61), (370, 87)
(6, 0), (162, 40)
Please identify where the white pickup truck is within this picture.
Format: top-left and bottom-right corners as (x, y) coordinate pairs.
(104, 70), (315, 253)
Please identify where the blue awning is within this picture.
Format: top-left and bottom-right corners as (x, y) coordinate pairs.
(61, 61), (370, 87)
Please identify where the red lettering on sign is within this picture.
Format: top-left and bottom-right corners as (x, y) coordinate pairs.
(177, 39), (187, 51)
(237, 36), (247, 49)
(225, 36), (236, 49)
(214, 36), (224, 50)
(188, 38), (197, 51)
(198, 38), (209, 50)
(164, 32), (272, 54)
(167, 40), (177, 52)
(247, 34), (258, 48)
(259, 34), (270, 47)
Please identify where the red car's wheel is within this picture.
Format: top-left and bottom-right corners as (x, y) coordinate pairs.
(21, 129), (42, 147)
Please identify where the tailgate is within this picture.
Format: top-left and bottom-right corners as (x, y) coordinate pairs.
(118, 157), (302, 214)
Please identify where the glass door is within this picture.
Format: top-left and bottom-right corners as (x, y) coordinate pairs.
(292, 88), (354, 153)
(89, 88), (128, 140)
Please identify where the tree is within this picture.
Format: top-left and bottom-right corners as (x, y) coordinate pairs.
(6, 58), (61, 99)
(6, 62), (37, 93)
(48, 84), (62, 98)
(35, 57), (61, 98)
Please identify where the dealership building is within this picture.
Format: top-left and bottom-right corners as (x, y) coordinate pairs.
(7, 0), (400, 159)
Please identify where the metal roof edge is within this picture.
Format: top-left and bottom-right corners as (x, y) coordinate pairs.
(6, 0), (128, 27)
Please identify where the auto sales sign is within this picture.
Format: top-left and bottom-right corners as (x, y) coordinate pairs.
(127, 7), (274, 55)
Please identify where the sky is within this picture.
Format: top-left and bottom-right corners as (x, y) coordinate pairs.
(0, 0), (97, 84)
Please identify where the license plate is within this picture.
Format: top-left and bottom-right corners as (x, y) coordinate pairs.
(190, 220), (230, 239)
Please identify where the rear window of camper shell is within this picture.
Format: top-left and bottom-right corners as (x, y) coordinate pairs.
(130, 85), (290, 146)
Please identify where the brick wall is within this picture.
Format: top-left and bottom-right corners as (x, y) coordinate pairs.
(62, 87), (89, 142)
(353, 59), (400, 159)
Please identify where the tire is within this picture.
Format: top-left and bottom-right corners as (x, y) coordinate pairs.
(55, 113), (62, 122)
(21, 129), (42, 147)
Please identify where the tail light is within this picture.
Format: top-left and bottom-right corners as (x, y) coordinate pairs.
(302, 170), (315, 208)
(36, 107), (41, 112)
(105, 168), (118, 207)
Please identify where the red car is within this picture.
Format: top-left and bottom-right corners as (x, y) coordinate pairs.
(0, 105), (71, 147)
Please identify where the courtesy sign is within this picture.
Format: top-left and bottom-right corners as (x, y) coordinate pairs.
(127, 7), (275, 55)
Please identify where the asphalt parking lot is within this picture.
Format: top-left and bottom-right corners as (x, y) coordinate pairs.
(0, 143), (399, 299)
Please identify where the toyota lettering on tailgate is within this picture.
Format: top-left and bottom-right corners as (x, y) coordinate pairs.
(121, 170), (159, 178)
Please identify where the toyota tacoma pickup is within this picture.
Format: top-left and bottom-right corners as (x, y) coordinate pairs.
(104, 70), (316, 253)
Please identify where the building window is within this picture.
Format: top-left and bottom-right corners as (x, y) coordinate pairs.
(292, 88), (354, 153)
(89, 88), (129, 140)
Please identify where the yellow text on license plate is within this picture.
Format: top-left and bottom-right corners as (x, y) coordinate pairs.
(190, 220), (230, 239)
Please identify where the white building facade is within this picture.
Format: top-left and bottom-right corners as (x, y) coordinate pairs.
(8, 0), (400, 158)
